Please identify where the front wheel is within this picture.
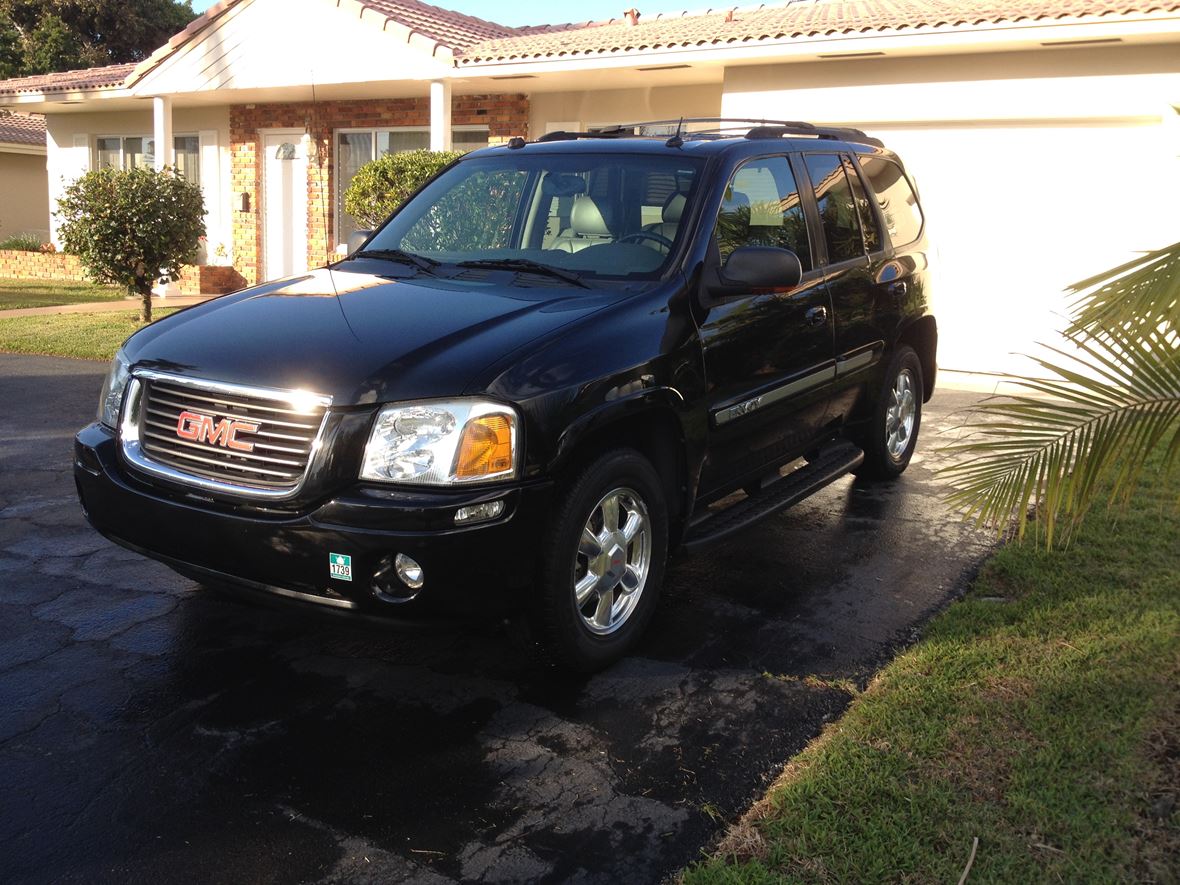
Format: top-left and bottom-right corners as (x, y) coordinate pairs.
(857, 345), (923, 479)
(535, 449), (668, 671)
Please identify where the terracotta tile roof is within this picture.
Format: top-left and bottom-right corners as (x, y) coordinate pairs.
(0, 62), (135, 95)
(357, 0), (517, 48)
(0, 113), (46, 146)
(457, 0), (1180, 63)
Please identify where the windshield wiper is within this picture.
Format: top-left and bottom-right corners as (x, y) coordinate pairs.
(456, 258), (589, 289)
(353, 248), (439, 273)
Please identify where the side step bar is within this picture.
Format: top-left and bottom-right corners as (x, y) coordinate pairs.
(682, 440), (864, 553)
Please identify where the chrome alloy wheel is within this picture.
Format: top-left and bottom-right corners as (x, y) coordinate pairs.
(886, 367), (917, 461)
(573, 487), (652, 635)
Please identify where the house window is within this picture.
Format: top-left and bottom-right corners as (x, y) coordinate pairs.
(95, 134), (200, 185)
(335, 126), (489, 246)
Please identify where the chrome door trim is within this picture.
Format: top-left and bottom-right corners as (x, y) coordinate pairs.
(712, 364), (836, 427)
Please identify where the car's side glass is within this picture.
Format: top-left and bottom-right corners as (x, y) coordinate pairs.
(803, 153), (866, 265)
(714, 156), (811, 272)
(856, 156), (924, 247)
(401, 169), (529, 253)
(843, 157), (882, 253)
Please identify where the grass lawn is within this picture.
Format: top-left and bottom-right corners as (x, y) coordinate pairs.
(0, 309), (177, 360)
(686, 462), (1179, 883)
(0, 277), (125, 311)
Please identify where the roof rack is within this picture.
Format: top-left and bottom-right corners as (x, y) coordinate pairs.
(529, 118), (883, 149)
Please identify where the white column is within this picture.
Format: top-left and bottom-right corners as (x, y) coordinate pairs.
(153, 96), (174, 170)
(430, 80), (452, 151)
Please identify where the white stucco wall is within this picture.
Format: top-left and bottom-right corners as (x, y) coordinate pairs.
(529, 83), (722, 135)
(45, 106), (233, 261)
(722, 44), (1180, 376)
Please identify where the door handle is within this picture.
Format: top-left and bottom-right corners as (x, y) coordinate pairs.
(805, 306), (828, 327)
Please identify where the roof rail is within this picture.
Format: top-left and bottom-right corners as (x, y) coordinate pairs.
(529, 118), (884, 148)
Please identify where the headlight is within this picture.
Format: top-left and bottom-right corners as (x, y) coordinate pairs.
(360, 399), (518, 485)
(97, 348), (131, 428)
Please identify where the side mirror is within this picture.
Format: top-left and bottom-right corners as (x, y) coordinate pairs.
(347, 229), (373, 256)
(711, 246), (802, 296)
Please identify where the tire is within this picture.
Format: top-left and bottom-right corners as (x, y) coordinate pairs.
(857, 345), (923, 480)
(535, 448), (668, 672)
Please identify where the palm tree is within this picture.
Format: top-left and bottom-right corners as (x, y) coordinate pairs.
(943, 241), (1180, 547)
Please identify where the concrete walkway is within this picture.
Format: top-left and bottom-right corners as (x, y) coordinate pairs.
(0, 293), (219, 320)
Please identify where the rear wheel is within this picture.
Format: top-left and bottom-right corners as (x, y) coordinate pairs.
(857, 345), (923, 479)
(535, 449), (667, 671)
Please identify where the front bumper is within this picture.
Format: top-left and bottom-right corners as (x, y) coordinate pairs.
(74, 423), (553, 620)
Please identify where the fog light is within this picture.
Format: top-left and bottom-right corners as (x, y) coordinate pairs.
(454, 499), (505, 524)
(395, 553), (424, 589)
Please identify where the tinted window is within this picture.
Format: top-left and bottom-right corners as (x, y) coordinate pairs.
(843, 157), (882, 253)
(804, 154), (865, 265)
(857, 156), (924, 247)
(714, 156), (811, 271)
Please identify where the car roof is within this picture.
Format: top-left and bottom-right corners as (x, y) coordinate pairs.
(469, 133), (896, 163)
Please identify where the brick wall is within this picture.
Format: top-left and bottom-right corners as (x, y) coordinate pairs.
(0, 250), (245, 295)
(0, 250), (86, 281)
(229, 94), (530, 286)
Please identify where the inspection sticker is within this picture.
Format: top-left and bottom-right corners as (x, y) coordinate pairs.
(329, 552), (353, 582)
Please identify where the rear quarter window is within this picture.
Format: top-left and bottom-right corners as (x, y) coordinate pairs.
(857, 157), (924, 247)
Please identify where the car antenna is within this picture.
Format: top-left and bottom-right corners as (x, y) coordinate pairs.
(665, 117), (685, 148)
(310, 69), (359, 339)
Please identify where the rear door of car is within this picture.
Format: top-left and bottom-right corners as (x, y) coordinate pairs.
(796, 151), (904, 423)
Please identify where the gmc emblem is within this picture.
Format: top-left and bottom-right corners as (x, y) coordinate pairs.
(175, 410), (260, 453)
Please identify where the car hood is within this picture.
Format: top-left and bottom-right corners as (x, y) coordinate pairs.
(123, 267), (621, 406)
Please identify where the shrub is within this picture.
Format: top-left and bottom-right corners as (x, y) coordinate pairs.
(56, 166), (205, 322)
(0, 233), (45, 251)
(343, 149), (463, 230)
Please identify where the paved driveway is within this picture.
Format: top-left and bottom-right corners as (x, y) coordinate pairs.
(0, 353), (991, 884)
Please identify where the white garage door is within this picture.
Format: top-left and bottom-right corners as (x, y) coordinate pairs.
(865, 121), (1180, 376)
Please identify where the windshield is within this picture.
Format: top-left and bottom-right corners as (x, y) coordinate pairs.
(362, 152), (705, 281)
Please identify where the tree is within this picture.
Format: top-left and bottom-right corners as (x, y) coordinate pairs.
(0, 0), (197, 77)
(343, 149), (463, 230)
(943, 242), (1180, 547)
(56, 166), (205, 323)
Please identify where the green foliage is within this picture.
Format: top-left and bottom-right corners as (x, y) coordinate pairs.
(0, 232), (44, 251)
(943, 241), (1180, 547)
(0, 0), (197, 76)
(343, 149), (462, 230)
(56, 166), (205, 322)
(400, 167), (525, 253)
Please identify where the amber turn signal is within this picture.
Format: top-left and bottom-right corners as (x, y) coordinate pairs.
(454, 414), (514, 478)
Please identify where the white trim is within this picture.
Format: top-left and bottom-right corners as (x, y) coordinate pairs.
(0, 142), (47, 156)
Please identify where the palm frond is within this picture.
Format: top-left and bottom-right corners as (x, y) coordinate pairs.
(1067, 241), (1180, 339)
(942, 320), (1180, 547)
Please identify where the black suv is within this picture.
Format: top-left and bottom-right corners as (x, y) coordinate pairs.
(75, 119), (935, 670)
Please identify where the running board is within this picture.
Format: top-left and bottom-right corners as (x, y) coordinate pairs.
(682, 440), (864, 553)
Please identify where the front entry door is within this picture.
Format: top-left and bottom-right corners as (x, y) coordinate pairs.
(697, 155), (835, 494)
(263, 132), (308, 281)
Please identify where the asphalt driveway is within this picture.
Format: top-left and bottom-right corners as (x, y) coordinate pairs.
(0, 353), (991, 884)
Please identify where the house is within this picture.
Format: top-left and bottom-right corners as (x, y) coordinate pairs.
(0, 0), (1177, 375)
(0, 112), (49, 242)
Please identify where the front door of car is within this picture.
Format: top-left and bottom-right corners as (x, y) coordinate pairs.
(697, 155), (836, 494)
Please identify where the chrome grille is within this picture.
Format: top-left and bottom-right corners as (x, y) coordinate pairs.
(122, 370), (331, 499)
